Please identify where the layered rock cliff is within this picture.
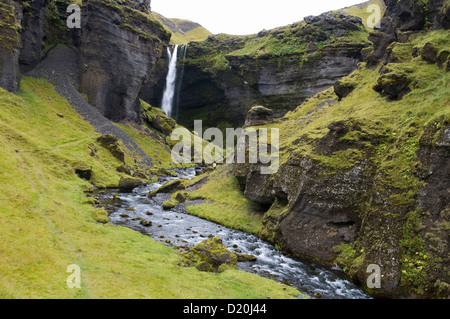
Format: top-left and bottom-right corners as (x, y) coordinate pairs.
(0, 0), (22, 93)
(233, 0), (450, 298)
(79, 0), (170, 123)
(0, 0), (170, 124)
(143, 11), (370, 130)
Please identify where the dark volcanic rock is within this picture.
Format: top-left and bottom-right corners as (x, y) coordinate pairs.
(373, 71), (412, 101)
(118, 177), (145, 192)
(367, 0), (450, 67)
(0, 0), (22, 93)
(79, 0), (170, 123)
(18, 0), (51, 72)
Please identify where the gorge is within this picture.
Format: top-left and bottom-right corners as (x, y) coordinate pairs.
(0, 0), (449, 300)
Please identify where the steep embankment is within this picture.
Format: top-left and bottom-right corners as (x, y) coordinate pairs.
(228, 0), (450, 298)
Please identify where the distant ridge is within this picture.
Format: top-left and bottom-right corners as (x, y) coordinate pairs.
(152, 12), (212, 44)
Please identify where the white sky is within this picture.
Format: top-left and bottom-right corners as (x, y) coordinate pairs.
(151, 0), (369, 35)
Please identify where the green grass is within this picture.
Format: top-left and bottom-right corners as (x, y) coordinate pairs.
(0, 77), (302, 299)
(184, 166), (264, 234)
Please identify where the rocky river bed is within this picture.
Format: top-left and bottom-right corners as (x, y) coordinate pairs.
(93, 168), (370, 299)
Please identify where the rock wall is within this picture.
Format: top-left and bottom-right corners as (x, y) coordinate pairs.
(0, 0), (22, 93)
(143, 12), (368, 129)
(233, 0), (450, 298)
(0, 0), (170, 124)
(79, 0), (170, 123)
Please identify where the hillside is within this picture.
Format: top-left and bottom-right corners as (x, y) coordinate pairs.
(0, 0), (449, 300)
(152, 12), (212, 44)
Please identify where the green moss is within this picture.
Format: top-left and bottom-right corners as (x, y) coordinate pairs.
(185, 166), (263, 234)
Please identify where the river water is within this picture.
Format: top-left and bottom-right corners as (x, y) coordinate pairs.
(93, 167), (370, 299)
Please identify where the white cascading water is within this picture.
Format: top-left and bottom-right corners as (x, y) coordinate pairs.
(161, 45), (179, 118)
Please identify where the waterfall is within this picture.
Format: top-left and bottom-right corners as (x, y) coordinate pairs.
(161, 44), (187, 119)
(174, 44), (187, 121)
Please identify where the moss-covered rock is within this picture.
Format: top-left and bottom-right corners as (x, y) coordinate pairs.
(161, 199), (177, 210)
(97, 134), (126, 163)
(148, 179), (185, 197)
(118, 177), (144, 192)
(186, 236), (238, 273)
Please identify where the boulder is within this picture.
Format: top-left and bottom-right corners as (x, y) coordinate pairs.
(118, 177), (144, 192)
(334, 79), (356, 101)
(148, 179), (185, 197)
(421, 42), (439, 63)
(373, 71), (412, 101)
(244, 105), (274, 127)
(190, 236), (238, 273)
(161, 199), (177, 210)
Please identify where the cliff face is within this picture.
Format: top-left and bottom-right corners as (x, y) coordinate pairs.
(0, 0), (22, 93)
(233, 0), (449, 298)
(143, 12), (369, 130)
(0, 0), (170, 123)
(79, 0), (170, 123)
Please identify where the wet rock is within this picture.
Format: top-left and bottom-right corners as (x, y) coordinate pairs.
(140, 219), (152, 227)
(148, 179), (185, 197)
(236, 253), (257, 262)
(162, 199), (177, 210)
(118, 177), (145, 192)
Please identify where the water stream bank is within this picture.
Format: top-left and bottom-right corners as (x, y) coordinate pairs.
(93, 168), (370, 299)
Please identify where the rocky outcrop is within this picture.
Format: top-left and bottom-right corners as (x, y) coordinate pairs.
(19, 0), (51, 72)
(243, 105), (274, 127)
(79, 0), (170, 123)
(367, 0), (449, 66)
(0, 0), (22, 93)
(232, 0), (450, 298)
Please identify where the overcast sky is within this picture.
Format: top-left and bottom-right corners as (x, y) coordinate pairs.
(151, 0), (369, 35)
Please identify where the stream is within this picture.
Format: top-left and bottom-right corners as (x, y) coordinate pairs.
(93, 167), (370, 299)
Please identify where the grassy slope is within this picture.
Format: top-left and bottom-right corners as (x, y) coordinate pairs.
(152, 12), (212, 45)
(183, 166), (264, 234)
(0, 77), (301, 298)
